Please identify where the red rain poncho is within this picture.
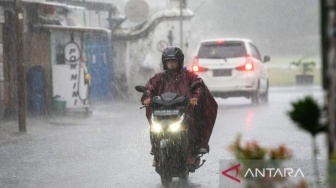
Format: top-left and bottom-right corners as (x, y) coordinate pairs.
(141, 69), (218, 149)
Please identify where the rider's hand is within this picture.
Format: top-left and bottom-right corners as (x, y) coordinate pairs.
(190, 98), (198, 106)
(143, 99), (151, 106)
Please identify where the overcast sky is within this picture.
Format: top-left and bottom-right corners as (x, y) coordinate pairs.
(109, 0), (320, 58)
(189, 0), (319, 58)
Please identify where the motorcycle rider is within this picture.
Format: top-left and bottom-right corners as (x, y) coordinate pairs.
(141, 46), (218, 166)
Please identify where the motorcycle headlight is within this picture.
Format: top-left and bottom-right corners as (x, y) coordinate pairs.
(169, 122), (181, 132)
(151, 122), (163, 133)
(151, 115), (162, 133)
(168, 113), (185, 132)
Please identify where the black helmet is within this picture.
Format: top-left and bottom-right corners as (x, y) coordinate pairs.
(161, 46), (184, 70)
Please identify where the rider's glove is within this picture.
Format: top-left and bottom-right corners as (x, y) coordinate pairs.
(143, 98), (151, 106)
(190, 98), (198, 106)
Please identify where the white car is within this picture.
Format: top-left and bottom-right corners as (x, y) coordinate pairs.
(191, 38), (270, 104)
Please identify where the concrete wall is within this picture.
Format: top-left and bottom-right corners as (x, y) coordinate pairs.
(115, 18), (192, 101)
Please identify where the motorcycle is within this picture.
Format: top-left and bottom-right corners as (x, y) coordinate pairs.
(135, 81), (206, 186)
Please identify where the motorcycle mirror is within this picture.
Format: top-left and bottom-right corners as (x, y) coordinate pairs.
(190, 81), (202, 90)
(135, 85), (146, 93)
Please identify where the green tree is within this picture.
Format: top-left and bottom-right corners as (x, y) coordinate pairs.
(288, 96), (328, 185)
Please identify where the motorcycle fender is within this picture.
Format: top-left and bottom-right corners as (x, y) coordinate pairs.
(160, 139), (168, 148)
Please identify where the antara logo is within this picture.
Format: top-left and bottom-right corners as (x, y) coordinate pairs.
(244, 168), (304, 178)
(222, 163), (305, 183)
(222, 164), (241, 183)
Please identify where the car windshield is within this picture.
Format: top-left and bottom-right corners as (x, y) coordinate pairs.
(198, 42), (247, 59)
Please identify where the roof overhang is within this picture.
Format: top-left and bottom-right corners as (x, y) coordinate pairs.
(34, 24), (112, 41)
(45, 0), (117, 12)
(35, 1), (85, 10)
(40, 24), (111, 34)
(0, 0), (85, 10)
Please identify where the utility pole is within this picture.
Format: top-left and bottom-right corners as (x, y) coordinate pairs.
(82, 0), (86, 26)
(15, 0), (26, 133)
(322, 0), (336, 187)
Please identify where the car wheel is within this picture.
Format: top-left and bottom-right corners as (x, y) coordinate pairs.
(260, 80), (269, 104)
(251, 82), (260, 105)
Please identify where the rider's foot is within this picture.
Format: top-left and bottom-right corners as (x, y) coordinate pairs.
(152, 159), (158, 167)
(150, 146), (155, 155)
(186, 154), (195, 165)
(198, 147), (208, 154)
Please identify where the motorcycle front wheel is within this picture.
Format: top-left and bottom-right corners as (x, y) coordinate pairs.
(159, 148), (172, 187)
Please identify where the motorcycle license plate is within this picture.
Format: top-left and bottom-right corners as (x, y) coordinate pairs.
(153, 110), (179, 116)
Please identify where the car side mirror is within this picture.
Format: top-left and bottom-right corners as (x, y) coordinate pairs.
(135, 85), (146, 93)
(264, 56), (271, 63)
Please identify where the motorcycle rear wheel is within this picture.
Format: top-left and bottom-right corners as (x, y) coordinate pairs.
(179, 171), (189, 185)
(160, 174), (172, 187)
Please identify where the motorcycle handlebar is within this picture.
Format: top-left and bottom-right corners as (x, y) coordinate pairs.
(136, 81), (202, 109)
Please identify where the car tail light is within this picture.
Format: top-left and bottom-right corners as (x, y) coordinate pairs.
(192, 65), (200, 72)
(236, 55), (254, 71)
(191, 56), (208, 72)
(216, 40), (224, 44)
